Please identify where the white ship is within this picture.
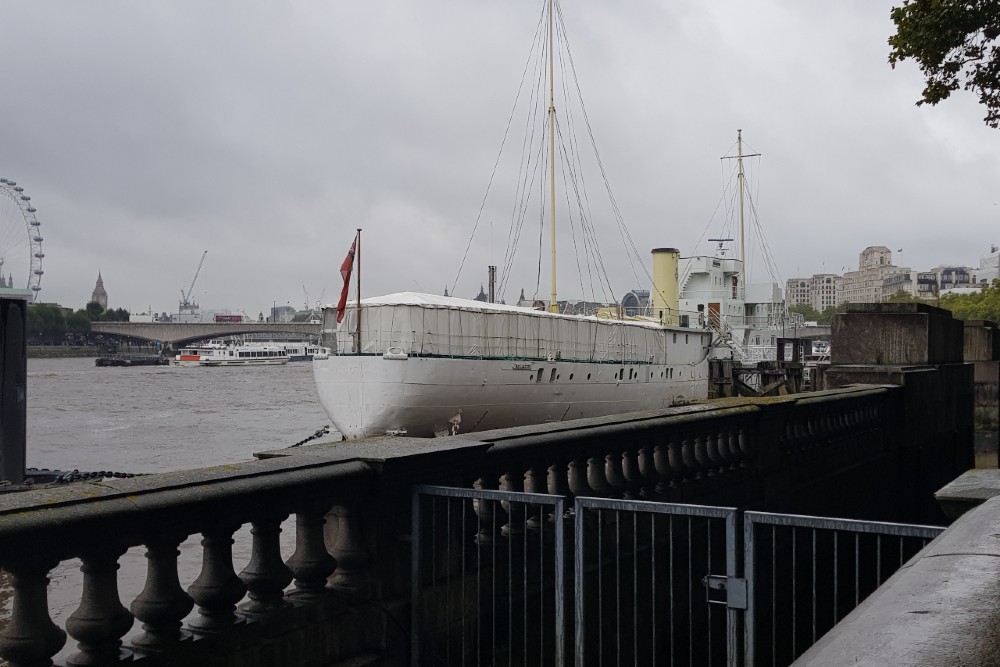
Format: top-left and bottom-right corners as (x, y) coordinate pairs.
(314, 253), (711, 439)
(313, 0), (713, 438)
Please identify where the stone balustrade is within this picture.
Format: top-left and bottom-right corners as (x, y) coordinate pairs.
(0, 384), (953, 666)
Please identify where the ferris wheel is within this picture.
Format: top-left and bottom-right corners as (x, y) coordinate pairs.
(0, 177), (44, 301)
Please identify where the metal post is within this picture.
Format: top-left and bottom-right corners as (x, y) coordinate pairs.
(0, 295), (27, 484)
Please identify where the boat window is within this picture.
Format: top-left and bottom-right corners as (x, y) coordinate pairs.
(536, 370), (544, 384)
(672, 334), (677, 344)
(549, 368), (557, 383)
(685, 334), (689, 344)
(619, 368), (624, 380)
(529, 374), (534, 382)
(587, 373), (591, 380)
(569, 373), (574, 380)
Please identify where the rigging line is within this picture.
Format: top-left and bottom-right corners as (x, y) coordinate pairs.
(453, 3), (548, 295)
(502, 18), (549, 284)
(555, 9), (625, 304)
(554, 26), (614, 305)
(499, 137), (546, 296)
(552, 65), (605, 305)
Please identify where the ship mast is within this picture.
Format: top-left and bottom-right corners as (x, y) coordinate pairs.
(722, 129), (759, 290)
(547, 0), (559, 313)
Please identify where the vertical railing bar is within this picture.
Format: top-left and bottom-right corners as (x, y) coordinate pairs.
(833, 532), (838, 622)
(707, 518), (712, 667)
(540, 504), (545, 667)
(854, 533), (860, 607)
(616, 509), (621, 667)
(876, 534), (882, 584)
(898, 537), (904, 569)
(508, 499), (513, 667)
(462, 500), (467, 667)
(811, 528), (817, 645)
(554, 496), (565, 667)
(669, 514), (674, 667)
(792, 527), (797, 660)
(687, 515), (693, 667)
(653, 512), (658, 667)
(771, 525), (776, 667)
(633, 511), (638, 667)
(574, 501), (585, 667)
(744, 513), (756, 667)
(523, 501), (528, 667)
(446, 496), (452, 667)
(411, 490), (422, 667)
(599, 507), (604, 666)
(493, 500), (497, 663)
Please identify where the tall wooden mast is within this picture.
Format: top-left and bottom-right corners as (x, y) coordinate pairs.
(721, 129), (759, 290)
(548, 0), (559, 313)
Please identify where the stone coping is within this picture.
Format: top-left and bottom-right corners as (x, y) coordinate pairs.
(934, 468), (1000, 519)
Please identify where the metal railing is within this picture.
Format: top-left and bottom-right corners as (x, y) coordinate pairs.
(412, 484), (567, 667)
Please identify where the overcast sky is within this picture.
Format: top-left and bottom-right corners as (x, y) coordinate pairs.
(0, 1), (997, 316)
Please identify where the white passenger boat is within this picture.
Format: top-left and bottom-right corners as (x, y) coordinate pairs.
(249, 341), (331, 362)
(173, 342), (290, 367)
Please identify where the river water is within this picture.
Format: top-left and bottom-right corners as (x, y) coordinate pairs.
(2, 357), (339, 663)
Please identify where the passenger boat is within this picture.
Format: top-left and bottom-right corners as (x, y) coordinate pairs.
(245, 341), (331, 361)
(313, 0), (713, 439)
(173, 342), (290, 367)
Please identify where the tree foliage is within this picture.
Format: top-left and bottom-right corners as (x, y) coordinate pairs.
(26, 304), (67, 344)
(886, 290), (922, 303)
(85, 301), (104, 321)
(889, 0), (1000, 128)
(939, 279), (1000, 321)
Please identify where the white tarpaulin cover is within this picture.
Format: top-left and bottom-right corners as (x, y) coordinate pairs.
(322, 292), (688, 364)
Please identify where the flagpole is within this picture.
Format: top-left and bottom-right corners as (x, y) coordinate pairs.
(355, 228), (362, 354)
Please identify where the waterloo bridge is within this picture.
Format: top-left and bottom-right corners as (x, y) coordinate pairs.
(90, 321), (322, 347)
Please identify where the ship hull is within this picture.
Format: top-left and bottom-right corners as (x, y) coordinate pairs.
(313, 354), (708, 438)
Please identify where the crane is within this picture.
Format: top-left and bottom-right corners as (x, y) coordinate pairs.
(180, 251), (208, 308)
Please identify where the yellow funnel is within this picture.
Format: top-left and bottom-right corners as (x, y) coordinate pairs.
(651, 248), (679, 325)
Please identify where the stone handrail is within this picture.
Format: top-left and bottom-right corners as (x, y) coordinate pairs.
(0, 385), (902, 666)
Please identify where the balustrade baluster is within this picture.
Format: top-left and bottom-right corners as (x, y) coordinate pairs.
(652, 437), (672, 495)
(130, 535), (194, 651)
(187, 524), (247, 632)
(65, 546), (134, 666)
(586, 452), (611, 497)
(239, 514), (293, 614)
(524, 463), (548, 531)
(620, 445), (643, 499)
(567, 456), (592, 497)
(705, 431), (723, 475)
(691, 433), (713, 478)
(474, 474), (500, 545)
(0, 559), (66, 667)
(547, 457), (570, 498)
(605, 448), (628, 498)
(499, 468), (526, 537)
(329, 503), (370, 597)
(737, 425), (753, 463)
(285, 505), (337, 599)
(715, 427), (735, 471)
(681, 433), (701, 480)
(637, 442), (657, 497)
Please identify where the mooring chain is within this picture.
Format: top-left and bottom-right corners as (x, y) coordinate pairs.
(287, 424), (331, 448)
(24, 467), (146, 483)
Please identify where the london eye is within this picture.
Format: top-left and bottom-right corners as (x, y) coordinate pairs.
(0, 177), (44, 301)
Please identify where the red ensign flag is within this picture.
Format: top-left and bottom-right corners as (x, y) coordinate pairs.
(336, 237), (357, 323)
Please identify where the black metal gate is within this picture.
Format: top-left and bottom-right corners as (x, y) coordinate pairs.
(412, 486), (944, 666)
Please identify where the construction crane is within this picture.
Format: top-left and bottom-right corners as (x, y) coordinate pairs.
(180, 250), (208, 308)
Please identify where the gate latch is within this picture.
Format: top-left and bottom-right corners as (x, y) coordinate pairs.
(701, 575), (748, 610)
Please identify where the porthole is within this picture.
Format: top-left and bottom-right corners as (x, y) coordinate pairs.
(587, 373), (592, 380)
(569, 373), (574, 380)
(529, 374), (534, 381)
(556, 374), (560, 380)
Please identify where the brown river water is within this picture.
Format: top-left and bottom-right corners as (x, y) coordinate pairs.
(1, 356), (339, 663)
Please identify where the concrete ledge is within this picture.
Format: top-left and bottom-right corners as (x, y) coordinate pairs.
(934, 468), (1000, 519)
(793, 495), (1000, 666)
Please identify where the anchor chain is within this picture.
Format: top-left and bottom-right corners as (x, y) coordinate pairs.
(287, 424), (331, 448)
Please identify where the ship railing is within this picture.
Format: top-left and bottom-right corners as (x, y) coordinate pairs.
(0, 386), (901, 666)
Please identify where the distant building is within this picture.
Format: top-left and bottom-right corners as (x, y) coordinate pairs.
(474, 285), (488, 302)
(838, 246), (911, 304)
(621, 290), (650, 317)
(785, 274), (841, 312)
(978, 245), (1000, 285)
(91, 272), (108, 310)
